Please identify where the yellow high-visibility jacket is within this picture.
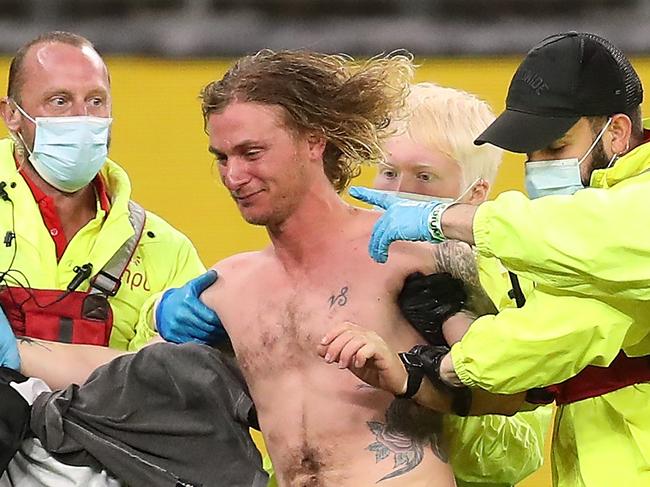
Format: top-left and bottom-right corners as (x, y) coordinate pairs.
(473, 125), (650, 303)
(0, 139), (205, 351)
(452, 136), (650, 486)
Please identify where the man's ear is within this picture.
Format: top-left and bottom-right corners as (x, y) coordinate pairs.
(0, 98), (21, 132)
(608, 113), (633, 156)
(307, 132), (326, 162)
(464, 179), (489, 205)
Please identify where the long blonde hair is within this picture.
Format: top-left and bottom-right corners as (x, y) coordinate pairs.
(201, 50), (414, 192)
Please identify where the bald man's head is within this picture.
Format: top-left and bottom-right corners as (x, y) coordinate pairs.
(8, 31), (103, 104)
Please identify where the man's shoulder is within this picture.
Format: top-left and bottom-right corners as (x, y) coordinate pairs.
(202, 250), (270, 308)
(212, 249), (269, 276)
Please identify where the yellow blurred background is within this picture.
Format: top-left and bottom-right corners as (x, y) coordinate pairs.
(4, 55), (650, 485)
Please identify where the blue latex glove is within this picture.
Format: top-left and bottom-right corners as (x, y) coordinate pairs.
(0, 306), (20, 370)
(156, 270), (227, 345)
(349, 186), (445, 263)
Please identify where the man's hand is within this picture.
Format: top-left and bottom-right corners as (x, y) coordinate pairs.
(0, 306), (20, 370)
(156, 270), (227, 345)
(348, 186), (447, 263)
(318, 322), (407, 396)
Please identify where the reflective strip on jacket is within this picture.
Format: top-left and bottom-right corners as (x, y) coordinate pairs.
(0, 139), (205, 351)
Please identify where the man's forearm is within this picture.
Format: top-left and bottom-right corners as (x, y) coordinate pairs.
(18, 338), (130, 390)
(412, 376), (526, 416)
(411, 352), (526, 416)
(440, 204), (478, 244)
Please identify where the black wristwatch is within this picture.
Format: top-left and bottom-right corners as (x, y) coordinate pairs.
(396, 345), (473, 416)
(396, 345), (427, 399)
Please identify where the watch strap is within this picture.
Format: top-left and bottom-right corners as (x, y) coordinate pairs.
(396, 351), (425, 399)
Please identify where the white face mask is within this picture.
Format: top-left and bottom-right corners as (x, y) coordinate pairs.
(524, 117), (611, 199)
(14, 103), (112, 193)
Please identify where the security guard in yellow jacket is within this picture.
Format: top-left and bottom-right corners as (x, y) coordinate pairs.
(350, 32), (650, 486)
(0, 31), (224, 355)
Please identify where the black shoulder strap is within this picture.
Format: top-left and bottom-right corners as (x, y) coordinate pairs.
(507, 271), (526, 308)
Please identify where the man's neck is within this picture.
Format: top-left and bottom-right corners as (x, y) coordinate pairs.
(268, 183), (352, 269)
(18, 152), (98, 241)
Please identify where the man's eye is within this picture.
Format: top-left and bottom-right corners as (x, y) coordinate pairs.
(51, 97), (67, 106)
(245, 150), (262, 159)
(89, 97), (104, 107)
(417, 172), (433, 182)
(380, 169), (397, 179)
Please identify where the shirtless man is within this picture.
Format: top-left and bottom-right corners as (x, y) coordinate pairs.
(9, 50), (518, 486)
(196, 50), (509, 486)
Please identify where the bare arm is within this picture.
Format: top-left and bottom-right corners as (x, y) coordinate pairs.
(427, 243), (524, 405)
(18, 337), (134, 390)
(431, 240), (496, 316)
(412, 374), (527, 416)
(431, 240), (497, 344)
(319, 323), (527, 416)
(440, 204), (478, 244)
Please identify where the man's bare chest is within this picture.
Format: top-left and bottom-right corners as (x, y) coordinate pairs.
(225, 264), (404, 376)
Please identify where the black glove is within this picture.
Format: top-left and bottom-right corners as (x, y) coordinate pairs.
(398, 272), (467, 346)
(0, 367), (31, 473)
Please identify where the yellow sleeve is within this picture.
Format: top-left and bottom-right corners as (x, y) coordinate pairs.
(477, 255), (534, 311)
(128, 237), (206, 351)
(473, 176), (650, 300)
(451, 287), (634, 393)
(444, 406), (552, 485)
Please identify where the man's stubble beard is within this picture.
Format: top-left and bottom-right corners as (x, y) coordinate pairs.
(240, 196), (295, 228)
(582, 138), (611, 185)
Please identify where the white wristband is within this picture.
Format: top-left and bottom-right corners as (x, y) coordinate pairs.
(427, 202), (453, 241)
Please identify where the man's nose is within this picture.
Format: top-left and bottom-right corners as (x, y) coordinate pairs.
(396, 177), (411, 193)
(224, 159), (250, 189)
(70, 101), (89, 116)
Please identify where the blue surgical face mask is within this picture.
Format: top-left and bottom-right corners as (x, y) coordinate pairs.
(14, 103), (112, 193)
(525, 117), (611, 199)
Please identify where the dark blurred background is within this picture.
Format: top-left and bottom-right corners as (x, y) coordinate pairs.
(0, 0), (647, 56)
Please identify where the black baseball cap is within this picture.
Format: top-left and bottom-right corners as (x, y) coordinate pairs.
(475, 32), (643, 153)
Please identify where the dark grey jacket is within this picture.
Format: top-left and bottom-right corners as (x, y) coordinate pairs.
(29, 343), (267, 487)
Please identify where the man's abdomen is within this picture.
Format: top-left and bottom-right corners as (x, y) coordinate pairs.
(251, 364), (455, 487)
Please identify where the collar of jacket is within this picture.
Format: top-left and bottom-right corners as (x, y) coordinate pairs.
(0, 137), (133, 216)
(0, 137), (138, 268)
(590, 118), (650, 189)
